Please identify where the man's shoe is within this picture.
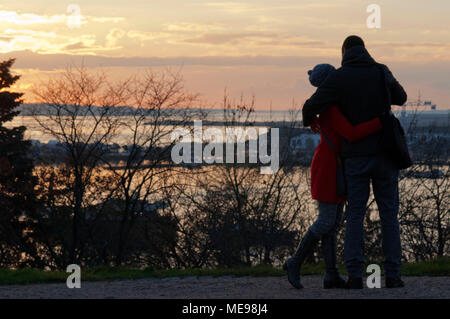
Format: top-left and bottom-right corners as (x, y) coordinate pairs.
(386, 277), (404, 288)
(345, 277), (363, 289)
(324, 275), (347, 289)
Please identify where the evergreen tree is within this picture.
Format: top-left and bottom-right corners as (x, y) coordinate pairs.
(0, 59), (37, 267)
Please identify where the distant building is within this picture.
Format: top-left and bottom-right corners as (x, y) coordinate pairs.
(397, 110), (450, 131)
(289, 133), (320, 152)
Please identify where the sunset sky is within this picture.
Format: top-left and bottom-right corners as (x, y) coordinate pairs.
(1, 0), (449, 109)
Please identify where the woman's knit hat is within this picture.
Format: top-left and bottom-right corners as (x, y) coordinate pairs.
(307, 64), (336, 87)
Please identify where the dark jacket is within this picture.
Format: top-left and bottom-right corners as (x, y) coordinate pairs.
(302, 45), (407, 157)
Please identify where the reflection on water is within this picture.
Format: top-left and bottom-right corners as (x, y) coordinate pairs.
(6, 111), (299, 145)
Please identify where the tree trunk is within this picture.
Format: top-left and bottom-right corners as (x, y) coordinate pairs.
(70, 174), (84, 265)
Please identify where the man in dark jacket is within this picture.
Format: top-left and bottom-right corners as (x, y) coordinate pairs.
(302, 35), (407, 289)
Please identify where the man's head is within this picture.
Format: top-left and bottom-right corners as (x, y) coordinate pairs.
(342, 35), (365, 56)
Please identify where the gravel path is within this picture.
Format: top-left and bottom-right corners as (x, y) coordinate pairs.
(0, 276), (448, 299)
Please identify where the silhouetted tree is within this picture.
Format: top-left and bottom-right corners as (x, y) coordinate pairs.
(0, 59), (37, 267)
(31, 66), (130, 265)
(31, 67), (199, 268)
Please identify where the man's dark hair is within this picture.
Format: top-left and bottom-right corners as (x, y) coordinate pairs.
(342, 35), (365, 54)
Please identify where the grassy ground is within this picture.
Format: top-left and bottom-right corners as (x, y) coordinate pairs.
(0, 257), (448, 285)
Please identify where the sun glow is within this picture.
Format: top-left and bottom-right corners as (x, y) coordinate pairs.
(0, 1), (448, 108)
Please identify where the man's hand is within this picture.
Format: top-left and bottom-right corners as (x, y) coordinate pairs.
(379, 111), (394, 130)
(302, 70), (341, 127)
(311, 117), (321, 133)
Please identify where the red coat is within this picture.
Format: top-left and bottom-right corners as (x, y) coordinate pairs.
(310, 105), (382, 204)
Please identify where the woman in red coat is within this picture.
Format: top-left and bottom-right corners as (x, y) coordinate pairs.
(285, 64), (383, 289)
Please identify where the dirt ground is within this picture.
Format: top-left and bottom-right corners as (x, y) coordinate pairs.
(0, 275), (448, 299)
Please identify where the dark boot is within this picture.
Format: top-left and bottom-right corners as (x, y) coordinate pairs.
(283, 230), (320, 289)
(322, 230), (346, 289)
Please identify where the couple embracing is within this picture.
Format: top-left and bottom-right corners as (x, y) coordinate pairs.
(285, 35), (407, 289)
